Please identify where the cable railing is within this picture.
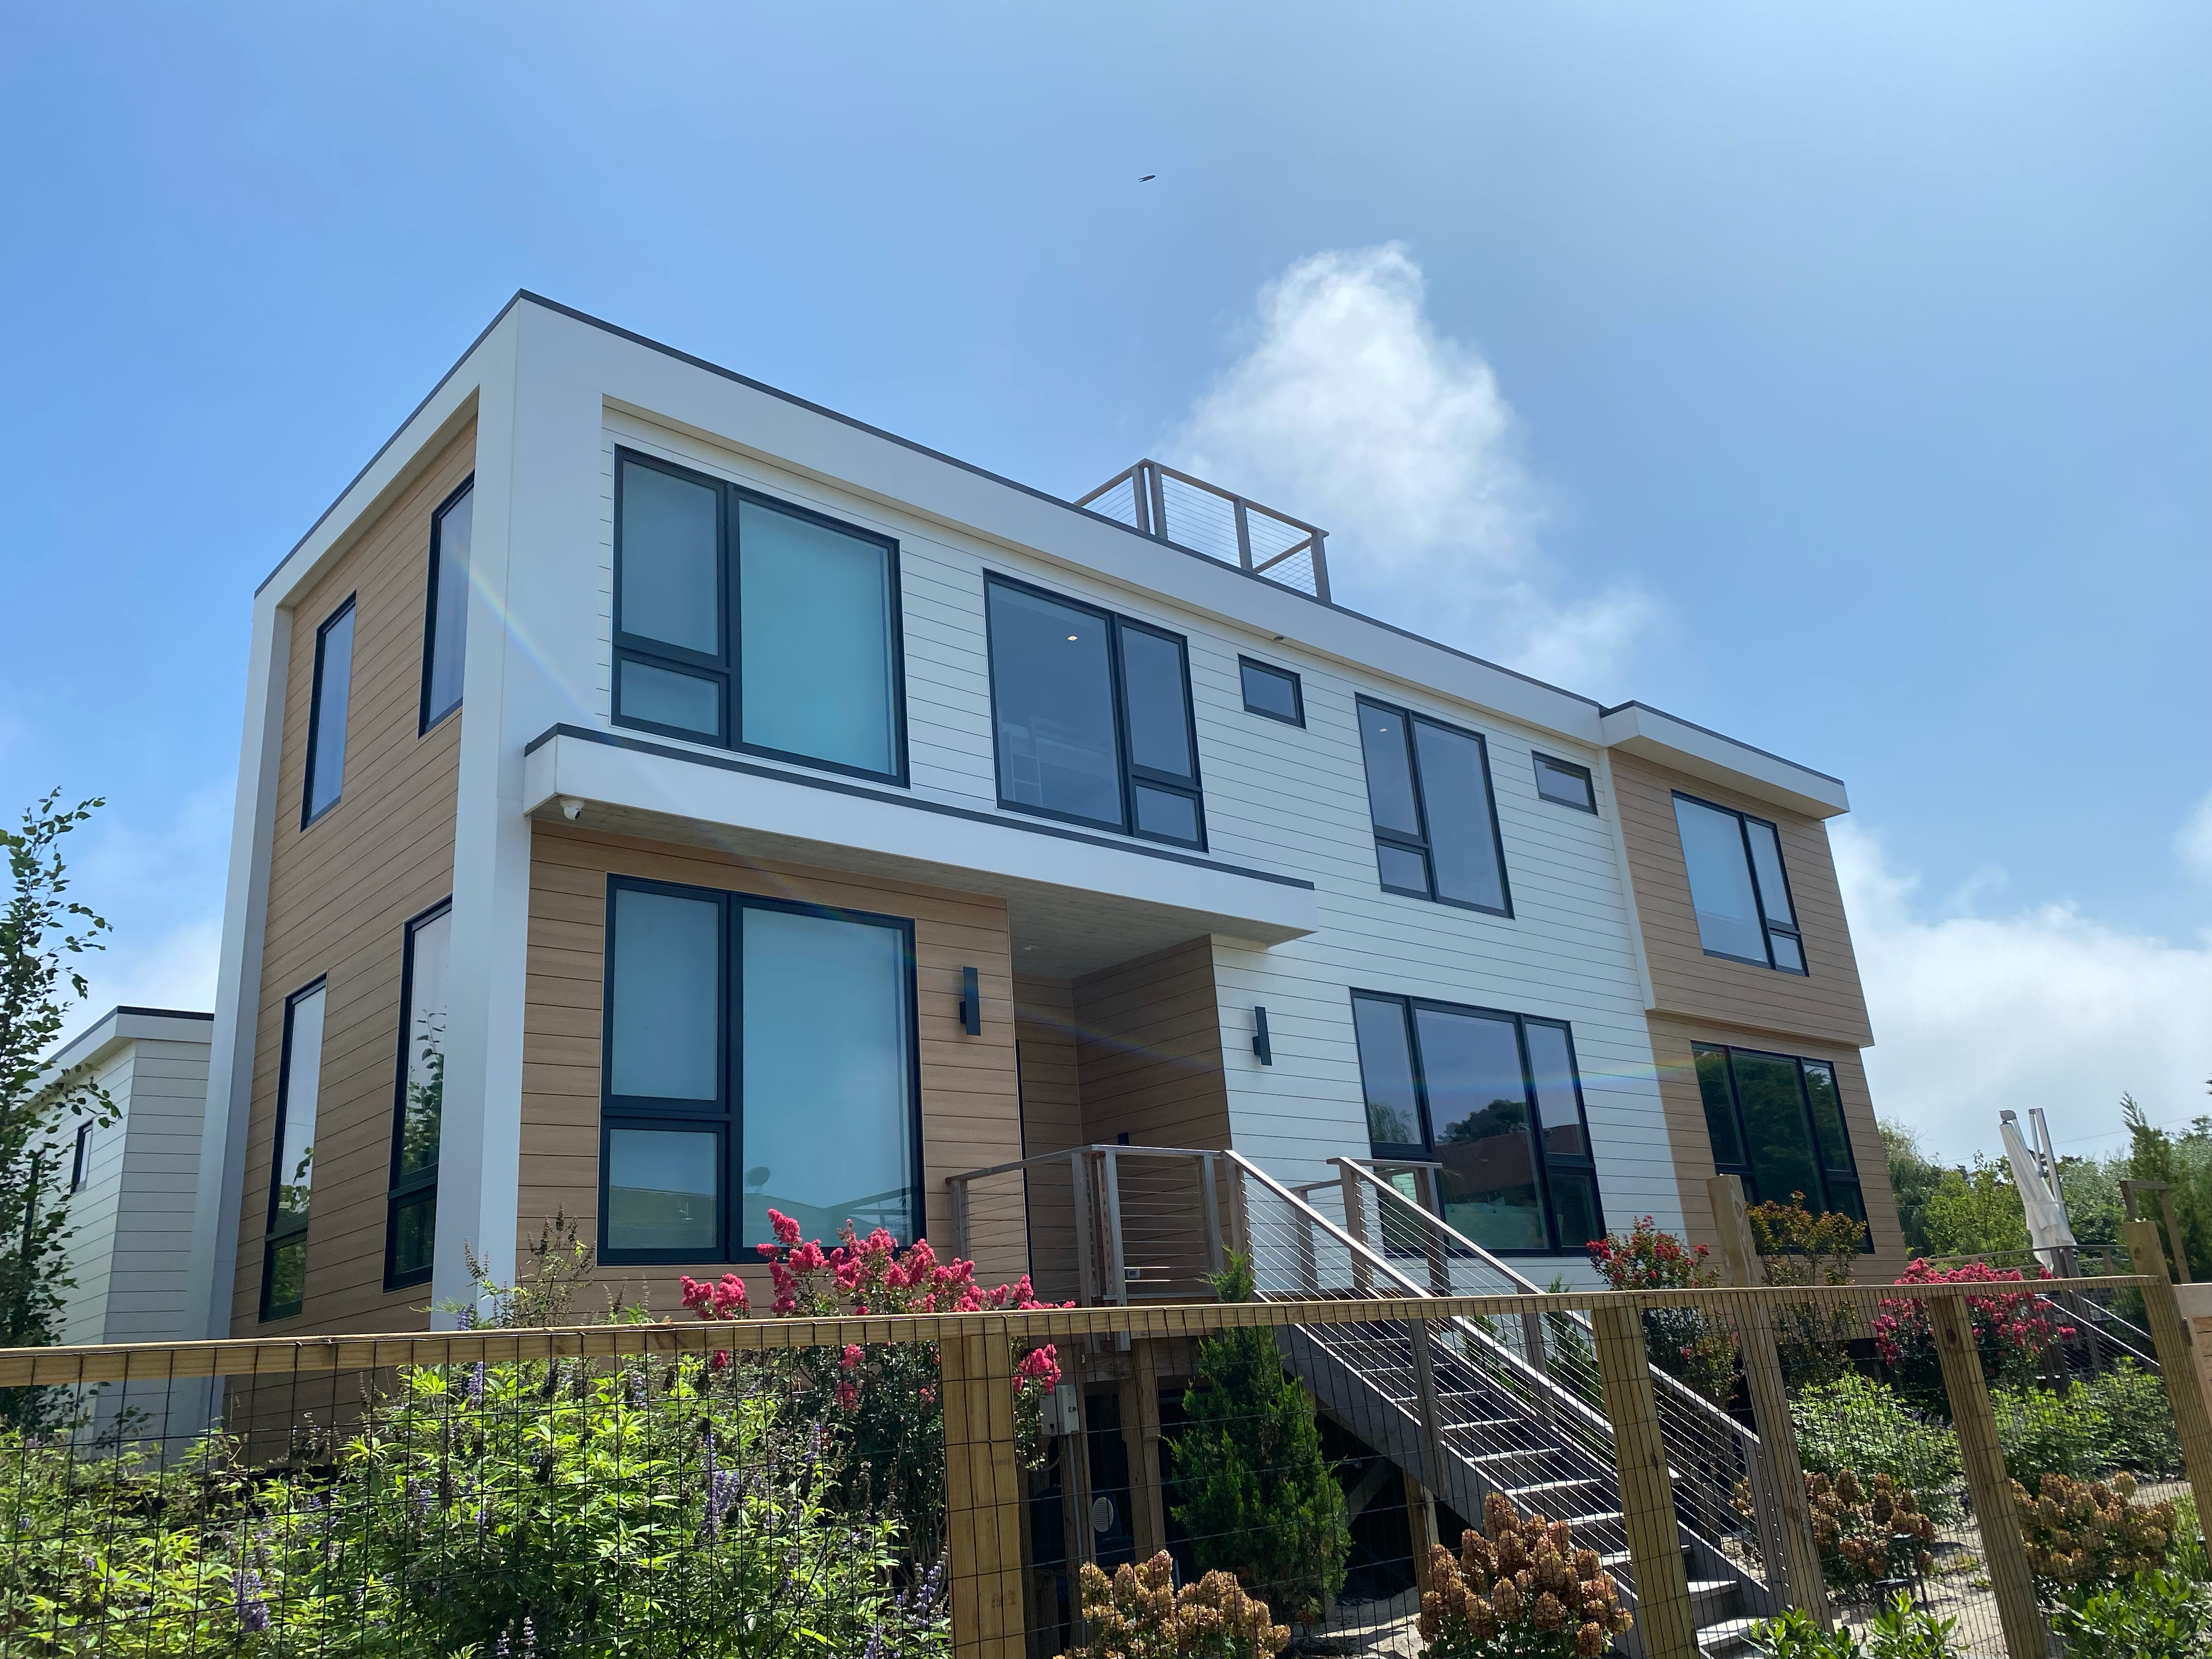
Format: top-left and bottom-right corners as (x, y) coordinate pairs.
(1075, 459), (1333, 602)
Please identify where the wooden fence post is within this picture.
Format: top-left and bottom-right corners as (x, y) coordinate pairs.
(1592, 1301), (1698, 1659)
(2121, 1218), (2212, 1523)
(944, 1327), (1025, 1658)
(1707, 1175), (1831, 1627)
(1122, 1338), (1167, 1559)
(1927, 1291), (2046, 1659)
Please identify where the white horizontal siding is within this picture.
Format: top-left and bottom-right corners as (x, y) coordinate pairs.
(590, 414), (1678, 1274)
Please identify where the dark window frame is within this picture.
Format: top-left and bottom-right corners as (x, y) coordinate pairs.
(69, 1120), (93, 1192)
(383, 898), (452, 1290)
(1672, 791), (1808, 975)
(596, 874), (924, 1267)
(612, 448), (910, 786)
(418, 476), (476, 735)
(1350, 989), (1603, 1257)
(981, 571), (1207, 851)
(1694, 1041), (1871, 1250)
(300, 597), (357, 830)
(1237, 656), (1305, 727)
(1355, 696), (1514, 918)
(261, 977), (328, 1322)
(1531, 752), (1598, 814)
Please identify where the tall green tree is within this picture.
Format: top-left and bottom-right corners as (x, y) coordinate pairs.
(0, 792), (112, 1406)
(2121, 1094), (2212, 1283)
(1168, 1254), (1349, 1628)
(1880, 1120), (1945, 1256)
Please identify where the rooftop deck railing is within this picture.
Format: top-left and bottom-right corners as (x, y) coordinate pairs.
(1075, 459), (1333, 602)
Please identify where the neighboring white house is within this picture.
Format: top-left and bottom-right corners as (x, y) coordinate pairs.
(35, 1007), (213, 1346)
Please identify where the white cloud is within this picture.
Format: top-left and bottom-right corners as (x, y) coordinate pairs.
(1168, 243), (1655, 691)
(1835, 821), (2212, 1164)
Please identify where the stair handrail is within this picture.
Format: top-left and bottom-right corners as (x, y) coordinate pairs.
(1220, 1150), (1623, 1451)
(1333, 1158), (1765, 1459)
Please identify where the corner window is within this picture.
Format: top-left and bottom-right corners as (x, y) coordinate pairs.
(69, 1121), (93, 1192)
(1695, 1043), (1868, 1241)
(301, 599), (356, 826)
(1356, 697), (1511, 915)
(420, 479), (474, 732)
(1673, 793), (1805, 973)
(1351, 991), (1602, 1255)
(600, 877), (920, 1263)
(1532, 753), (1596, 813)
(385, 901), (451, 1288)
(262, 980), (326, 1321)
(985, 574), (1205, 848)
(613, 450), (906, 783)
(1239, 657), (1304, 726)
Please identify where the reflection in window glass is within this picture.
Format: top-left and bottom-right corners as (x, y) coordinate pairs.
(1239, 659), (1302, 724)
(396, 908), (450, 1180)
(306, 605), (354, 822)
(1695, 1047), (1746, 1169)
(1375, 842), (1429, 895)
(390, 1192), (436, 1282)
(1351, 995), (1421, 1148)
(1730, 1050), (1824, 1212)
(618, 461), (720, 655)
(1547, 1169), (1604, 1253)
(1419, 1007), (1547, 1252)
(263, 982), (325, 1320)
(608, 889), (720, 1101)
(1675, 796), (1766, 961)
(1412, 719), (1508, 912)
(1745, 820), (1797, 929)
(1532, 753), (1595, 811)
(1802, 1062), (1852, 1173)
(1523, 1023), (1588, 1158)
(988, 584), (1122, 827)
(1120, 628), (1194, 779)
(737, 499), (897, 775)
(620, 659), (721, 736)
(1357, 703), (1423, 837)
(1133, 785), (1200, 844)
(423, 483), (472, 727)
(741, 907), (915, 1248)
(606, 1128), (721, 1252)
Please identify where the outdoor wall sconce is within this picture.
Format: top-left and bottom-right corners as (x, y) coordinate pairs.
(1252, 1006), (1273, 1065)
(959, 966), (981, 1036)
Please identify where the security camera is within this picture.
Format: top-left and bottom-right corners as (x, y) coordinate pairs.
(560, 797), (584, 822)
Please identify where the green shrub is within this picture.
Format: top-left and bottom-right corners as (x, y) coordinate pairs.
(1791, 1375), (1961, 1519)
(2085, 1361), (2184, 1479)
(2050, 1571), (2212, 1659)
(2013, 1471), (2181, 1602)
(1170, 1254), (1350, 1627)
(1991, 1382), (2103, 1488)
(1750, 1593), (1961, 1658)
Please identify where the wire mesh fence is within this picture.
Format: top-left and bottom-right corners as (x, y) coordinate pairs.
(0, 1274), (2199, 1657)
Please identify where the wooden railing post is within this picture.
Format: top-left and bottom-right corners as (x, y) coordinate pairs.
(1339, 1162), (1375, 1295)
(1591, 1301), (1697, 1659)
(1708, 1175), (1830, 1627)
(1927, 1291), (2046, 1659)
(943, 1326), (1025, 1658)
(2121, 1218), (2212, 1522)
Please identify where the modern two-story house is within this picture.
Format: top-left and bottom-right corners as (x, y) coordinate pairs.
(183, 293), (1903, 1348)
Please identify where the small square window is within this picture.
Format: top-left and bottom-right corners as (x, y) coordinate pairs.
(1238, 658), (1304, 726)
(1532, 753), (1596, 812)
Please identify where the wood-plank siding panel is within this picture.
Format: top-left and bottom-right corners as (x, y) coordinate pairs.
(1646, 1013), (1908, 1285)
(520, 825), (1026, 1316)
(1012, 976), (1084, 1302)
(1071, 938), (1231, 1151)
(229, 425), (473, 1336)
(1611, 753), (1874, 1049)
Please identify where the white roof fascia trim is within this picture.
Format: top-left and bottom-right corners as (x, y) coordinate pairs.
(1599, 702), (1850, 819)
(32, 1009), (213, 1097)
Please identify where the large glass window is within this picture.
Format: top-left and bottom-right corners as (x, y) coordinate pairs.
(1351, 991), (1602, 1255)
(1356, 697), (1511, 915)
(420, 479), (473, 731)
(262, 980), (326, 1321)
(302, 600), (354, 826)
(1694, 1043), (1867, 1236)
(985, 574), (1205, 848)
(385, 902), (451, 1289)
(1673, 793), (1806, 974)
(599, 877), (919, 1262)
(613, 450), (906, 782)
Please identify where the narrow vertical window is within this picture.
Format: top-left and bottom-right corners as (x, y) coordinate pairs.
(984, 574), (1206, 848)
(1356, 697), (1511, 915)
(420, 479), (474, 731)
(385, 902), (452, 1288)
(1351, 990), (1602, 1255)
(612, 450), (909, 781)
(262, 980), (326, 1321)
(1672, 793), (1807, 973)
(302, 600), (355, 826)
(69, 1121), (93, 1192)
(598, 878), (922, 1263)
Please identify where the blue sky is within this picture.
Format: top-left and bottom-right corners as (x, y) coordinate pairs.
(3, 4), (2207, 1161)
